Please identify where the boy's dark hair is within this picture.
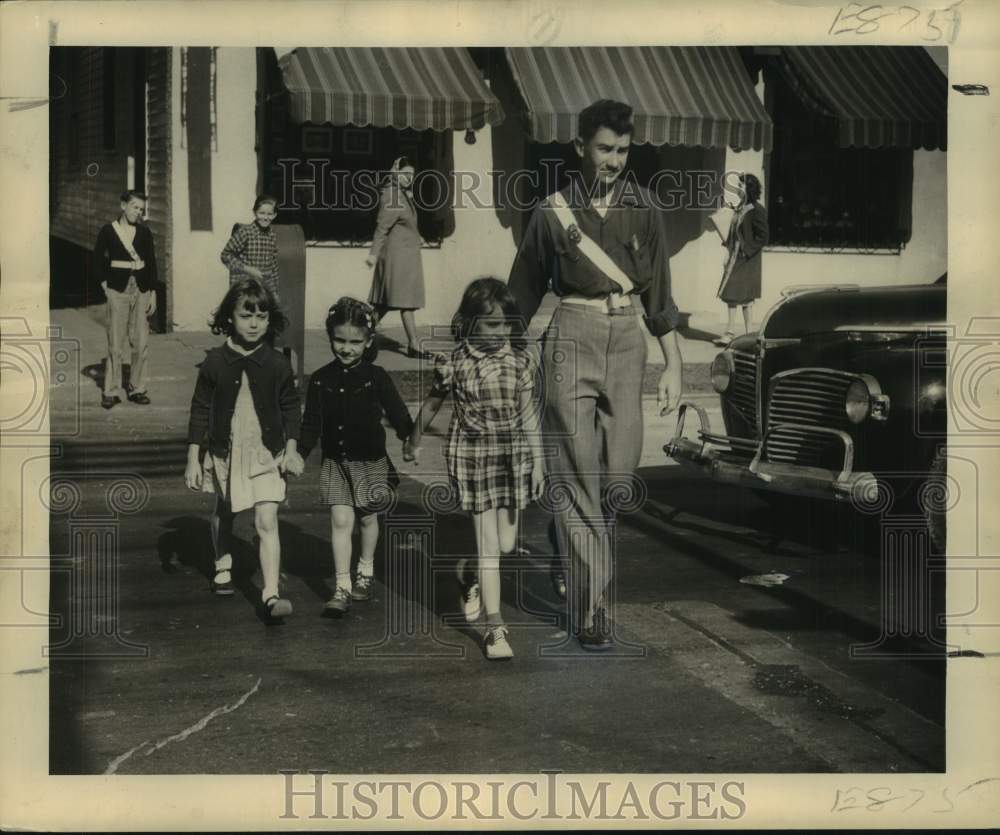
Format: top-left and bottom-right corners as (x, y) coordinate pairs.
(120, 189), (148, 204)
(325, 297), (377, 341)
(577, 99), (634, 142)
(451, 277), (522, 343)
(253, 193), (279, 213)
(210, 277), (288, 344)
(740, 173), (762, 205)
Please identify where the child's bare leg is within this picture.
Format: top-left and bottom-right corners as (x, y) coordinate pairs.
(742, 303), (752, 334)
(726, 303), (739, 334)
(497, 506), (519, 555)
(330, 505), (355, 592)
(473, 510), (502, 626)
(211, 496), (234, 580)
(254, 501), (281, 602)
(357, 511), (379, 577)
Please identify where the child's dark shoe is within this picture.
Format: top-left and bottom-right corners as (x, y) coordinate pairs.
(323, 587), (352, 617)
(212, 571), (235, 596)
(351, 575), (374, 601)
(264, 595), (293, 622)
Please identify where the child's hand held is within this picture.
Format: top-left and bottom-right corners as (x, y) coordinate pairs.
(530, 461), (545, 501)
(285, 451), (305, 477)
(403, 439), (420, 464)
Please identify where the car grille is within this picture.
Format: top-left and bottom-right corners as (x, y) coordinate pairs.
(728, 350), (758, 427)
(764, 370), (855, 468)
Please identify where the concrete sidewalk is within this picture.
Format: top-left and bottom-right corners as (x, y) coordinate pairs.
(50, 296), (724, 419)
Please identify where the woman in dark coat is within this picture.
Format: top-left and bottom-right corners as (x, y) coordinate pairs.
(715, 173), (769, 346)
(366, 156), (430, 359)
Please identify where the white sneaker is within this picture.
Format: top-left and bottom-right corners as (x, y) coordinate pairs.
(484, 625), (514, 660)
(460, 581), (482, 622)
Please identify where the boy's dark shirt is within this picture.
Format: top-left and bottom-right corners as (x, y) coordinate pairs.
(187, 342), (301, 458)
(507, 179), (680, 337)
(93, 222), (160, 292)
(299, 360), (414, 462)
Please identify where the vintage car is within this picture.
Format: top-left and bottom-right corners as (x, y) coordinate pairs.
(665, 277), (948, 548)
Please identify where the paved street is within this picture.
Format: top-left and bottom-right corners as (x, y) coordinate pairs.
(45, 307), (945, 775)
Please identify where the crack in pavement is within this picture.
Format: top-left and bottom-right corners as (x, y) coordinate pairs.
(103, 677), (262, 775)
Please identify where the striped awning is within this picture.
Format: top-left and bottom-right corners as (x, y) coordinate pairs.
(505, 47), (772, 151)
(278, 47), (504, 130)
(780, 47), (946, 150)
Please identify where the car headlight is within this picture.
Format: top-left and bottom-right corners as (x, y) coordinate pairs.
(845, 379), (872, 423)
(711, 351), (735, 393)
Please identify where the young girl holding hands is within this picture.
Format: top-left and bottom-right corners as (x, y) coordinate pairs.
(407, 277), (543, 660)
(298, 298), (415, 617)
(185, 278), (304, 621)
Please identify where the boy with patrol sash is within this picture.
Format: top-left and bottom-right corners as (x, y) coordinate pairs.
(93, 190), (160, 409)
(508, 99), (683, 650)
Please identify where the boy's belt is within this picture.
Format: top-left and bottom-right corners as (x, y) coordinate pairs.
(561, 293), (634, 312)
(110, 260), (138, 270)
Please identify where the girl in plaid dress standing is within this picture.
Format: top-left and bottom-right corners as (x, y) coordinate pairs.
(298, 298), (415, 617)
(221, 195), (281, 301)
(407, 278), (544, 660)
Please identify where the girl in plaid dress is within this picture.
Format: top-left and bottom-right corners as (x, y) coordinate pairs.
(221, 194), (281, 301)
(298, 298), (415, 618)
(407, 278), (544, 660)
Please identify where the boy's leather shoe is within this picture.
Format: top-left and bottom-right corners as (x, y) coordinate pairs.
(576, 607), (613, 650)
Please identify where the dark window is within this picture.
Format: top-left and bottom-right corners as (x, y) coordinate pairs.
(263, 124), (453, 245)
(765, 65), (913, 251)
(102, 48), (116, 150)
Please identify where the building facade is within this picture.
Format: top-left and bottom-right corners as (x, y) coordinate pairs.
(49, 45), (947, 333)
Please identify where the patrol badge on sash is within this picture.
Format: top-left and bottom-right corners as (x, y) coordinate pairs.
(567, 224), (582, 244)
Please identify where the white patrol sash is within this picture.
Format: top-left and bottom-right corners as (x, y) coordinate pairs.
(548, 190), (635, 297)
(111, 221), (144, 271)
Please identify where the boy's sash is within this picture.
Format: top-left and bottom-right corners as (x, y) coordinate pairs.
(548, 191), (635, 297)
(111, 221), (144, 271)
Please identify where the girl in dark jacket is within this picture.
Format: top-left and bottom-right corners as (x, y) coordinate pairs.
(715, 173), (769, 346)
(298, 298), (414, 617)
(184, 278), (304, 621)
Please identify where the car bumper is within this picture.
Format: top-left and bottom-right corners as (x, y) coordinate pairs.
(663, 402), (879, 503)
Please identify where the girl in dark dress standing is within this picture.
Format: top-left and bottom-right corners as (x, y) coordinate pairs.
(715, 173), (769, 346)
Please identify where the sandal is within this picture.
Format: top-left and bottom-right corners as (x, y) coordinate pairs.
(264, 595), (293, 621)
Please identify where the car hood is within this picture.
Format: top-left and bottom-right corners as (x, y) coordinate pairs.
(763, 283), (946, 339)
